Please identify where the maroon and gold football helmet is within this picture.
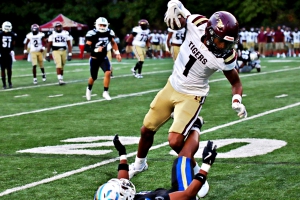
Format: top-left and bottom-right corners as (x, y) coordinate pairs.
(204, 11), (239, 56)
(31, 24), (40, 35)
(54, 22), (63, 33)
(138, 19), (149, 30)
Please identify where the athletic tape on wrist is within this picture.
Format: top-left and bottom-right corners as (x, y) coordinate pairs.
(114, 50), (120, 55)
(120, 155), (127, 160)
(118, 163), (129, 171)
(201, 163), (211, 173)
(232, 94), (242, 103)
(194, 173), (207, 184)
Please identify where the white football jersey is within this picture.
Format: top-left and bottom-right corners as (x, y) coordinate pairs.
(48, 30), (70, 47)
(26, 32), (45, 52)
(150, 33), (160, 43)
(169, 14), (237, 97)
(247, 31), (258, 43)
(292, 31), (300, 43)
(284, 31), (292, 43)
(161, 33), (167, 44)
(239, 31), (248, 41)
(132, 26), (150, 47)
(168, 28), (186, 45)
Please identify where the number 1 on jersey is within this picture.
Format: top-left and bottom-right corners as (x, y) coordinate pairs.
(183, 55), (197, 77)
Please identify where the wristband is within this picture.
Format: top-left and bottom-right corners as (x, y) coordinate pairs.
(23, 49), (27, 54)
(94, 48), (99, 52)
(120, 155), (127, 160)
(232, 94), (242, 104)
(118, 163), (129, 171)
(68, 53), (72, 56)
(114, 50), (120, 55)
(193, 173), (207, 184)
(46, 53), (49, 56)
(201, 163), (211, 173)
(42, 47), (45, 50)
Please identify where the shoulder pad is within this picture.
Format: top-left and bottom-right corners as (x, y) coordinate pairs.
(191, 15), (208, 27)
(110, 29), (115, 37)
(86, 30), (96, 37)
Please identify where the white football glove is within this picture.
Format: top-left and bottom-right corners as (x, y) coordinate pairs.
(232, 102), (247, 118)
(164, 1), (187, 29)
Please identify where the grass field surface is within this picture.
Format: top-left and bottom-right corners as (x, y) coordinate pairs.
(0, 57), (299, 199)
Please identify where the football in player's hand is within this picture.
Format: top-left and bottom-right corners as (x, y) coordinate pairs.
(169, 15), (186, 30)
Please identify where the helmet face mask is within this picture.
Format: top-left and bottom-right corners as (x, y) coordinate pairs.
(94, 178), (136, 200)
(31, 24), (40, 35)
(205, 11), (239, 56)
(138, 19), (149, 30)
(207, 28), (235, 55)
(2, 21), (12, 32)
(54, 22), (63, 33)
(95, 17), (109, 32)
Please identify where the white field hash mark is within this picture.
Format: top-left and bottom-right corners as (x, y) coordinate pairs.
(14, 94), (29, 98)
(275, 94), (288, 98)
(0, 102), (300, 197)
(48, 94), (63, 98)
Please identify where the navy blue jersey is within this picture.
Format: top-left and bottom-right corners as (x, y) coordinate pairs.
(134, 188), (171, 200)
(237, 50), (252, 64)
(0, 31), (17, 55)
(85, 28), (113, 59)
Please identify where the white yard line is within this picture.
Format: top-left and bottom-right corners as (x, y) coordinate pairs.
(0, 89), (160, 119)
(1, 101), (299, 196)
(2, 66), (299, 93)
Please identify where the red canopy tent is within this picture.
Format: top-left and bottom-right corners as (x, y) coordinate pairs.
(40, 14), (88, 31)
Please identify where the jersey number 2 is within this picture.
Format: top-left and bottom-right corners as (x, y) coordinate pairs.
(183, 55), (196, 76)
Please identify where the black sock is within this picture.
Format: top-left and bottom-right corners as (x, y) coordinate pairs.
(1, 75), (6, 87)
(138, 61), (144, 74)
(104, 87), (109, 91)
(134, 62), (140, 71)
(88, 84), (93, 90)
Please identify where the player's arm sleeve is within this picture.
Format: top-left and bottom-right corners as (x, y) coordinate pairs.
(223, 49), (238, 71)
(84, 42), (92, 52)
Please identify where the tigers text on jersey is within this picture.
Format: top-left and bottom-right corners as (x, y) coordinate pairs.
(85, 28), (114, 58)
(48, 30), (70, 50)
(132, 26), (150, 47)
(168, 28), (186, 45)
(169, 14), (237, 97)
(26, 32), (45, 52)
(0, 31), (17, 55)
